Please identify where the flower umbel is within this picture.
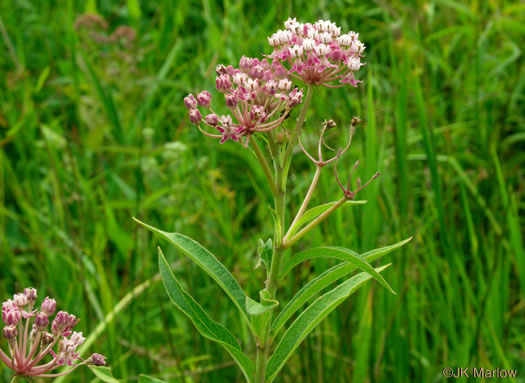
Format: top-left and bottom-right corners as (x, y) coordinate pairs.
(0, 288), (106, 379)
(185, 56), (304, 146)
(268, 18), (366, 87)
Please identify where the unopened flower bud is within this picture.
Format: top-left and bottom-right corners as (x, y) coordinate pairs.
(239, 56), (254, 72)
(225, 93), (239, 107)
(88, 353), (107, 366)
(3, 325), (17, 340)
(196, 91), (211, 108)
(250, 65), (264, 79)
(2, 304), (21, 326)
(41, 297), (56, 316)
(52, 311), (77, 334)
(35, 312), (49, 331)
(184, 94), (198, 110)
(216, 74), (232, 92)
(205, 114), (219, 126)
(189, 109), (202, 125)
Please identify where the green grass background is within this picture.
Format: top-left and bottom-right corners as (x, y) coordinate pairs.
(1, 0), (524, 382)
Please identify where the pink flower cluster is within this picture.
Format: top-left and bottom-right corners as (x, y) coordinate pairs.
(184, 56), (304, 146)
(0, 287), (105, 379)
(268, 18), (365, 87)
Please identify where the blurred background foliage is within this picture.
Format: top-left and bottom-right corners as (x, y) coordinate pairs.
(0, 0), (524, 382)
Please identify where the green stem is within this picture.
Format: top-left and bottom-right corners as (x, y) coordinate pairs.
(283, 197), (347, 249)
(284, 165), (322, 241)
(254, 85), (315, 383)
(251, 139), (279, 197)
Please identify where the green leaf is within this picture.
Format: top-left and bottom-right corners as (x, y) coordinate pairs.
(158, 247), (254, 382)
(133, 218), (251, 326)
(265, 265), (391, 382)
(280, 247), (396, 294)
(246, 290), (278, 316)
(248, 289), (279, 343)
(272, 237), (412, 338)
(89, 366), (121, 382)
(288, 200), (367, 238)
(255, 238), (272, 270)
(138, 375), (164, 383)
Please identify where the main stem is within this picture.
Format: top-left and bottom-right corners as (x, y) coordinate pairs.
(254, 85), (314, 383)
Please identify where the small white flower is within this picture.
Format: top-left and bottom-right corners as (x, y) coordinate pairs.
(290, 44), (304, 58)
(233, 72), (247, 85)
(355, 40), (366, 54)
(278, 78), (292, 91)
(302, 38), (316, 51)
(314, 43), (330, 57)
(338, 34), (351, 46)
(347, 57), (362, 71)
(245, 78), (259, 92)
(267, 34), (280, 47)
(307, 29), (319, 40)
(348, 31), (359, 41)
(284, 17), (298, 31)
(350, 40), (366, 54)
(319, 32), (332, 43)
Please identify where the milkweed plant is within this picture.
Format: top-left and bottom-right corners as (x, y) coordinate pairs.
(136, 18), (411, 383)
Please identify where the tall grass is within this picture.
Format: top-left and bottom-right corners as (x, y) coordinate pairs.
(1, 1), (523, 382)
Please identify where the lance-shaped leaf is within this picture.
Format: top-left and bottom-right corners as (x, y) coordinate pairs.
(287, 200), (367, 238)
(265, 265), (391, 382)
(272, 237), (412, 338)
(158, 247), (254, 382)
(89, 366), (121, 382)
(139, 375), (164, 383)
(280, 247), (396, 294)
(134, 218), (251, 328)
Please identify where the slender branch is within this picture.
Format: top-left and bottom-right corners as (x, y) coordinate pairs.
(0, 347), (12, 366)
(284, 165), (322, 241)
(251, 139), (279, 196)
(283, 196), (347, 249)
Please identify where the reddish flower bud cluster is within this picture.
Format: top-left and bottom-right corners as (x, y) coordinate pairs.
(184, 56), (304, 146)
(0, 287), (106, 378)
